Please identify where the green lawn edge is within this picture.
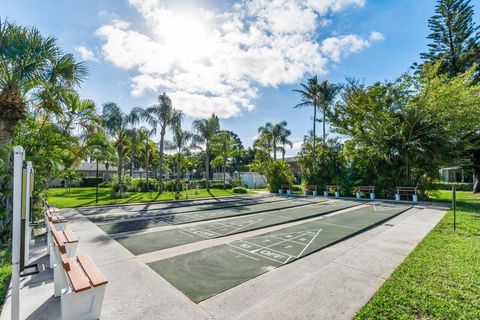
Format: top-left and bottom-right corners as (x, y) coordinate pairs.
(355, 190), (480, 319)
(46, 187), (263, 208)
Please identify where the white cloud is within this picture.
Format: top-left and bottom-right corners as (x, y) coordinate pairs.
(97, 0), (380, 118)
(369, 31), (385, 41)
(75, 45), (97, 61)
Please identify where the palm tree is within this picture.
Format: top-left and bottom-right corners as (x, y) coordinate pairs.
(138, 93), (182, 192)
(294, 77), (341, 150)
(192, 114), (220, 190)
(101, 102), (140, 184)
(84, 130), (115, 203)
(0, 19), (87, 144)
(257, 121), (288, 160)
(166, 126), (193, 198)
(279, 128), (293, 161)
(137, 127), (156, 190)
(60, 92), (99, 134)
(211, 132), (240, 189)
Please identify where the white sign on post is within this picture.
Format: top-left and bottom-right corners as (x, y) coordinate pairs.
(12, 146), (24, 320)
(24, 161), (32, 265)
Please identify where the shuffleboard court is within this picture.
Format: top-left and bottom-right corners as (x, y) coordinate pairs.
(78, 194), (273, 216)
(84, 195), (289, 223)
(96, 198), (319, 235)
(148, 202), (412, 302)
(116, 200), (358, 255)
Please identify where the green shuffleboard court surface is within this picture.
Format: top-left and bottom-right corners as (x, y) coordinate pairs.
(116, 200), (358, 255)
(87, 196), (288, 224)
(148, 202), (412, 302)
(97, 198), (317, 235)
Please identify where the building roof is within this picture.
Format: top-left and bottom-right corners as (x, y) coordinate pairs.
(76, 162), (118, 172)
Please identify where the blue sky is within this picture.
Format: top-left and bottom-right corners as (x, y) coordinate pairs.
(3, 0), (478, 155)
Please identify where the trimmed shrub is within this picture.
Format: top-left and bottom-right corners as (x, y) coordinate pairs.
(80, 177), (103, 187)
(209, 182), (233, 189)
(98, 182), (112, 188)
(291, 185), (302, 192)
(164, 181), (185, 192)
(129, 178), (159, 192)
(232, 186), (248, 194)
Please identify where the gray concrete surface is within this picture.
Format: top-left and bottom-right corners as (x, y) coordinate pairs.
(0, 200), (447, 320)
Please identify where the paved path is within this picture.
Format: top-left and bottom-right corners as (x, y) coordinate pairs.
(0, 200), (448, 320)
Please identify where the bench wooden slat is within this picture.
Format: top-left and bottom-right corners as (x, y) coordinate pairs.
(77, 255), (108, 288)
(65, 257), (92, 293)
(49, 223), (67, 254)
(63, 230), (78, 243)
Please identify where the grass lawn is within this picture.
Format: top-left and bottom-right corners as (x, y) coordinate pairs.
(356, 191), (480, 319)
(47, 187), (258, 208)
(0, 246), (11, 310)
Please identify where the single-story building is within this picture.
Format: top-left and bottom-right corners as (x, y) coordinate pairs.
(439, 164), (475, 183)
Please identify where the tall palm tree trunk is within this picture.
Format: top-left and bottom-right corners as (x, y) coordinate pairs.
(313, 106), (317, 153)
(223, 158), (227, 190)
(273, 141), (277, 161)
(158, 128), (166, 193)
(322, 108), (327, 144)
(282, 144), (286, 161)
(146, 151), (150, 192)
(176, 154), (181, 198)
(205, 148), (210, 190)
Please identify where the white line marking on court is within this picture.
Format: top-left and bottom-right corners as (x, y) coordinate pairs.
(263, 233), (308, 249)
(227, 243), (290, 264)
(296, 228), (323, 259)
(178, 230), (197, 238)
(230, 249), (260, 261)
(224, 219), (262, 236)
(315, 221), (361, 230)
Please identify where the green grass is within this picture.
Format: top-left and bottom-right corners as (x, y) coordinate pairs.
(0, 246), (11, 309)
(47, 187), (254, 208)
(356, 191), (480, 319)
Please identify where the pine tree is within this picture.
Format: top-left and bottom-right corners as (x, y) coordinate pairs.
(421, 0), (479, 76)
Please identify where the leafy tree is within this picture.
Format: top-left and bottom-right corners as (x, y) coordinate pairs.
(299, 138), (347, 191)
(421, 0), (479, 77)
(294, 77), (341, 152)
(0, 19), (87, 145)
(138, 93), (182, 192)
(192, 114), (220, 190)
(211, 132), (241, 189)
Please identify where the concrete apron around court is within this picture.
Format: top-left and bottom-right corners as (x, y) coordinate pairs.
(0, 202), (448, 320)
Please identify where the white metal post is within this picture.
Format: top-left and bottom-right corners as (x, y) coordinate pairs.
(12, 146), (24, 320)
(25, 161), (32, 264)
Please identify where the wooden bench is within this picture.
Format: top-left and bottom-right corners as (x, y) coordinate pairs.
(279, 184), (291, 195)
(325, 185), (340, 197)
(60, 255), (108, 320)
(395, 186), (418, 202)
(49, 224), (108, 319)
(49, 222), (78, 269)
(304, 185), (318, 196)
(356, 186), (375, 200)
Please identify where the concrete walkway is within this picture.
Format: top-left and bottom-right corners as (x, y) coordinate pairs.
(0, 202), (447, 320)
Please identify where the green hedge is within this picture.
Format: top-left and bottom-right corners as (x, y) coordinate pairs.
(80, 177), (103, 187)
(232, 186), (248, 194)
(433, 182), (473, 191)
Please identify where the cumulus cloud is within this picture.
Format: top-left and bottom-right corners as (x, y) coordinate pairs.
(97, 0), (380, 118)
(75, 45), (97, 61)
